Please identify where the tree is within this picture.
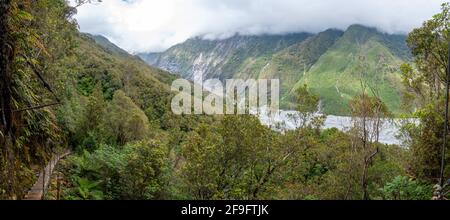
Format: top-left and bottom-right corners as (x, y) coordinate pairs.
(62, 140), (169, 200)
(103, 90), (150, 145)
(119, 140), (168, 199)
(181, 115), (292, 199)
(400, 3), (450, 183)
(0, 0), (15, 198)
(1, 0), (77, 199)
(287, 84), (324, 129)
(349, 89), (391, 200)
(380, 176), (432, 200)
(180, 124), (223, 199)
(76, 84), (106, 151)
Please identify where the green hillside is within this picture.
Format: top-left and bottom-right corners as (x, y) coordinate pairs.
(293, 25), (407, 115)
(84, 33), (132, 58)
(258, 29), (344, 103)
(140, 25), (410, 115)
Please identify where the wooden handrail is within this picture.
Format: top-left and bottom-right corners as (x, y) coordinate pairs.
(24, 150), (71, 200)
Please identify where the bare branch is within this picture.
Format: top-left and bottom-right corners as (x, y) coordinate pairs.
(13, 102), (60, 113)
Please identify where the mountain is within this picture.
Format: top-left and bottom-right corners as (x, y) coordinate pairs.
(84, 33), (131, 58)
(139, 33), (312, 81)
(81, 33), (176, 87)
(138, 25), (411, 115)
(292, 25), (410, 114)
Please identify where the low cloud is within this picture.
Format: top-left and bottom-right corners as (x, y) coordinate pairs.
(74, 0), (446, 53)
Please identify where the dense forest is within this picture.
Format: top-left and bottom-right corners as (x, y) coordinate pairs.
(0, 0), (449, 200)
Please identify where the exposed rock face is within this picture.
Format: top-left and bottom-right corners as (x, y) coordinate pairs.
(139, 25), (411, 115)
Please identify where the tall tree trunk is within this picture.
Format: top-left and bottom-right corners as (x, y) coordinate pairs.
(1, 1), (12, 130)
(362, 162), (369, 200)
(0, 0), (15, 199)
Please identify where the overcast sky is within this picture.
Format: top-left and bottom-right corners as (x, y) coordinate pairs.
(73, 0), (447, 53)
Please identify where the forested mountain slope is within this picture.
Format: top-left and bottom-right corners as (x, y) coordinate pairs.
(293, 25), (410, 114)
(1, 0), (448, 201)
(0, 0), (209, 198)
(140, 25), (411, 115)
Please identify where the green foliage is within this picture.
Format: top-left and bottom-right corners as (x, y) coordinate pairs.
(1, 0), (187, 198)
(77, 73), (97, 96)
(380, 176), (432, 200)
(1, 0), (77, 199)
(179, 114), (407, 200)
(181, 115), (289, 199)
(294, 84), (320, 114)
(402, 103), (449, 181)
(400, 3), (450, 184)
(286, 84), (325, 129)
(62, 141), (169, 200)
(102, 90), (150, 145)
(70, 177), (104, 200)
(119, 140), (168, 199)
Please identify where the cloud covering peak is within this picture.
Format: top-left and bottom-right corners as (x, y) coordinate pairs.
(74, 0), (446, 53)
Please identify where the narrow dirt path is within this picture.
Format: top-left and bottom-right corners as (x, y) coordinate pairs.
(24, 150), (71, 200)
